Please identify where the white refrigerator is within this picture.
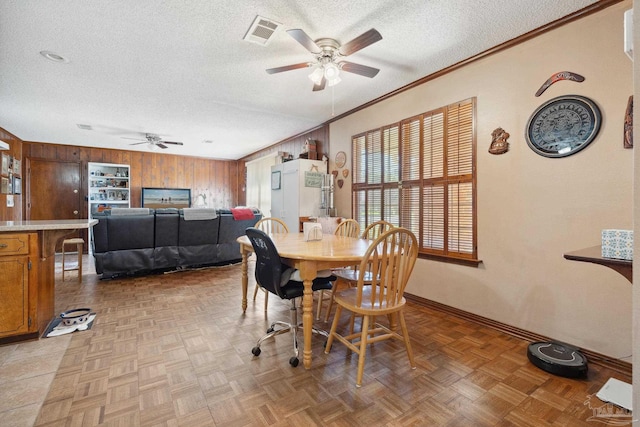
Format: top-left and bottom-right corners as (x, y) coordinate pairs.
(271, 158), (326, 233)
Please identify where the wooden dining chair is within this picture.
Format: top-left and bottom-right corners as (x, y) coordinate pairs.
(313, 218), (361, 320)
(334, 218), (361, 238)
(325, 227), (418, 387)
(323, 220), (395, 322)
(361, 220), (394, 239)
(253, 217), (289, 310)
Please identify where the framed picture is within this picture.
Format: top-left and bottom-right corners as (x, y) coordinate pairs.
(271, 171), (281, 190)
(12, 158), (21, 176)
(12, 176), (21, 194)
(1, 153), (9, 176)
(0, 177), (8, 194)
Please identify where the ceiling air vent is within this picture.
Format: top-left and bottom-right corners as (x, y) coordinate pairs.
(243, 15), (281, 46)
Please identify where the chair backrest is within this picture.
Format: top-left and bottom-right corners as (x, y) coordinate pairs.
(255, 217), (289, 234)
(354, 227), (418, 310)
(245, 227), (286, 299)
(361, 220), (394, 240)
(334, 219), (360, 238)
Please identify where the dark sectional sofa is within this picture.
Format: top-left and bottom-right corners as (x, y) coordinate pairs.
(91, 208), (261, 279)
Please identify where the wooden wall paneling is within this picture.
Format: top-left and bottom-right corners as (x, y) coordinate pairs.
(129, 152), (144, 207)
(164, 154), (178, 188)
(90, 147), (106, 164)
(229, 161), (238, 207)
(192, 158), (209, 205)
(237, 160), (246, 206)
(212, 160), (224, 208)
(18, 141), (240, 219)
(176, 156), (189, 189)
(178, 156), (193, 194)
(139, 152), (154, 187)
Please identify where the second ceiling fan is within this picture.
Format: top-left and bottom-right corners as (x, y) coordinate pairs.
(267, 28), (382, 91)
(123, 133), (184, 150)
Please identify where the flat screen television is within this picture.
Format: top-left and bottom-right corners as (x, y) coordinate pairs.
(141, 187), (191, 209)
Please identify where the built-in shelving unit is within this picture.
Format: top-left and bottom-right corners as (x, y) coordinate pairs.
(88, 162), (130, 218)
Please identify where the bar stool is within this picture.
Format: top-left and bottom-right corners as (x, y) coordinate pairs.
(62, 238), (84, 281)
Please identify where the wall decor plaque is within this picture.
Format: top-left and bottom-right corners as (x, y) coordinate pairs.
(624, 95), (633, 149)
(525, 95), (601, 158)
(335, 151), (346, 168)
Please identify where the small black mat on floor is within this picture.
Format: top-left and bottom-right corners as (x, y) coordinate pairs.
(43, 313), (96, 338)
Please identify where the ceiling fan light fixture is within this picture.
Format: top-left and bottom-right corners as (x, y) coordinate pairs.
(324, 62), (340, 81)
(327, 75), (342, 87)
(308, 67), (324, 85)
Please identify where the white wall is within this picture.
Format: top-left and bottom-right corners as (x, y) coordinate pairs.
(330, 1), (634, 361)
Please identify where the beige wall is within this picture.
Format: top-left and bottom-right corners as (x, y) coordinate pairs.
(330, 1), (633, 360)
(632, 0), (639, 415)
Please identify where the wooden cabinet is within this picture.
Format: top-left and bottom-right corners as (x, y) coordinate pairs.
(0, 233), (38, 340)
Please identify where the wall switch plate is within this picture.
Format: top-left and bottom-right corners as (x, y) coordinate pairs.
(6, 195), (14, 207)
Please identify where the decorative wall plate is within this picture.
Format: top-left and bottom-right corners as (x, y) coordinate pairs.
(335, 151), (346, 168)
(525, 95), (601, 158)
(342, 169), (349, 178)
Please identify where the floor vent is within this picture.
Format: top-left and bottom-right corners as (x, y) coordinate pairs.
(243, 16), (281, 46)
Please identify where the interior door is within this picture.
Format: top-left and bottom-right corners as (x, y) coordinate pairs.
(26, 159), (83, 250)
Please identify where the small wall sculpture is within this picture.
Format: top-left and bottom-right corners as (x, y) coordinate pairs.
(489, 127), (510, 155)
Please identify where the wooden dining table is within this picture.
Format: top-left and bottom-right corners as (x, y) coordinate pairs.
(237, 232), (372, 369)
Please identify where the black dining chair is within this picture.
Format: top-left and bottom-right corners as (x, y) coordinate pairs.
(246, 227), (334, 367)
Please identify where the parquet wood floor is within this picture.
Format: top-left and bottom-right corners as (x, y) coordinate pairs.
(25, 257), (633, 426)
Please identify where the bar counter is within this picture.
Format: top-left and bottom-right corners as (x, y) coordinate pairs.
(0, 219), (97, 343)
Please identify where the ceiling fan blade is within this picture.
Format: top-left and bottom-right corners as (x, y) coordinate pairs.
(121, 136), (146, 141)
(286, 29), (321, 54)
(266, 62), (312, 74)
(339, 28), (382, 56)
(156, 143), (168, 149)
(340, 61), (380, 78)
(312, 77), (326, 92)
(129, 141), (148, 145)
(161, 141), (183, 145)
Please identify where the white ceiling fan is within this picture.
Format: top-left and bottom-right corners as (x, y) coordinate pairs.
(266, 28), (382, 91)
(122, 133), (184, 150)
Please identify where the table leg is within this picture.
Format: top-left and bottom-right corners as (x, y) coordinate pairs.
(240, 248), (249, 312)
(299, 261), (317, 369)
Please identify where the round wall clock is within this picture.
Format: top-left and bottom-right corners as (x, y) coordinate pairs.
(525, 95), (601, 158)
(335, 151), (347, 168)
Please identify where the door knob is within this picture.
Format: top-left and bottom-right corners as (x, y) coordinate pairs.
(73, 189), (78, 193)
(73, 210), (79, 215)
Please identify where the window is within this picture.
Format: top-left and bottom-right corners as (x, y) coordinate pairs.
(352, 98), (477, 261)
(246, 154), (278, 215)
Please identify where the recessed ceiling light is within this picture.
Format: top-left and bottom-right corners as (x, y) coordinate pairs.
(76, 124), (93, 130)
(40, 50), (69, 63)
(202, 140), (214, 144)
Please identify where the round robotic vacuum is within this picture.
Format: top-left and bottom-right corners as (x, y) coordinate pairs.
(527, 341), (588, 378)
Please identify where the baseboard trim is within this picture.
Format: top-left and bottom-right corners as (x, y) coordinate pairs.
(404, 293), (632, 377)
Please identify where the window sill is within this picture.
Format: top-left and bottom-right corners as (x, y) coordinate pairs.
(418, 252), (482, 267)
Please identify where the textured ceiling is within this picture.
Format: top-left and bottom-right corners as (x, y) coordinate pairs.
(0, 0), (600, 160)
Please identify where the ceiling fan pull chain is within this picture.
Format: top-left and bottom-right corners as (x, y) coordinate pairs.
(331, 85), (335, 117)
